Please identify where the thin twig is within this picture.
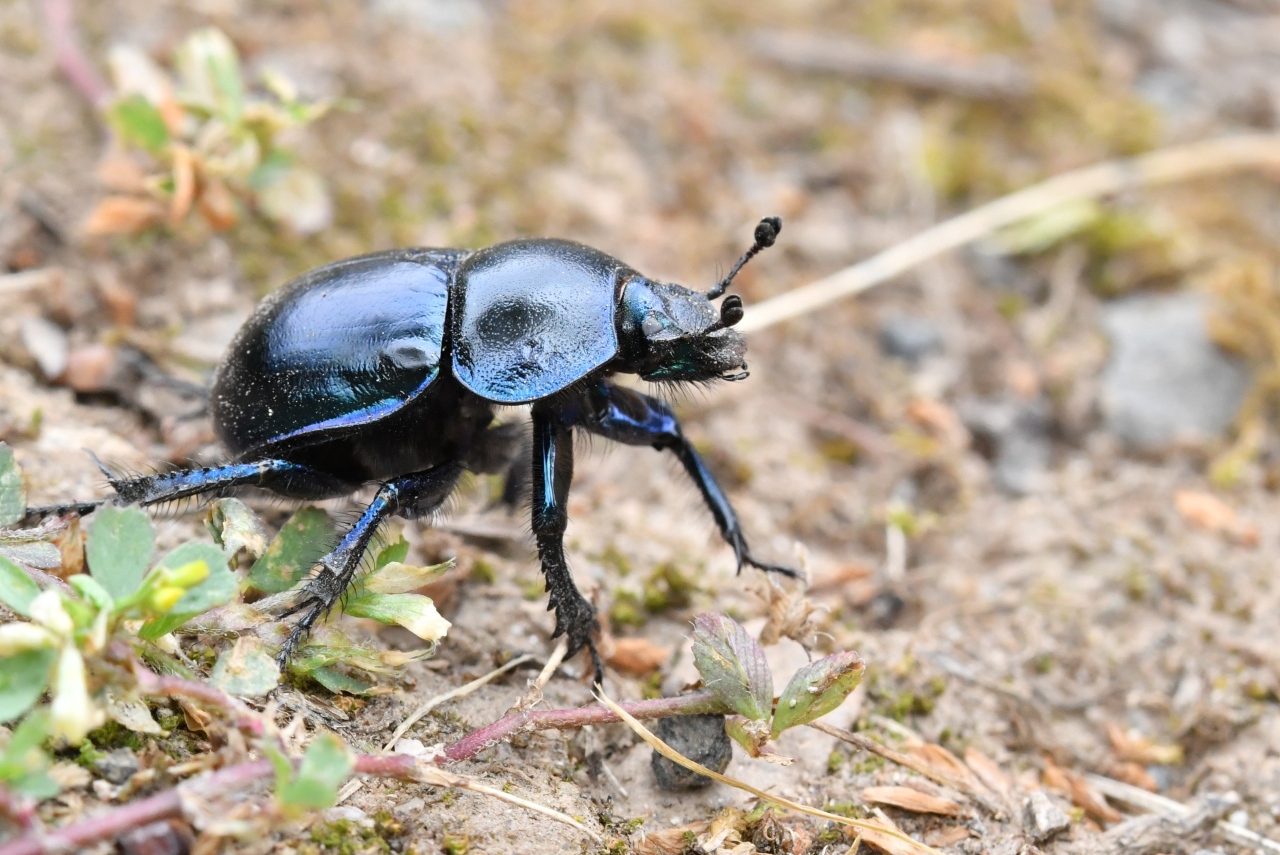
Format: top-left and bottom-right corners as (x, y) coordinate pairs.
(596, 690), (942, 855)
(751, 30), (1031, 101)
(418, 766), (602, 843)
(440, 690), (725, 764)
(1086, 773), (1280, 854)
(382, 653), (533, 752)
(739, 134), (1280, 334)
(807, 721), (1006, 816)
(510, 638), (568, 713)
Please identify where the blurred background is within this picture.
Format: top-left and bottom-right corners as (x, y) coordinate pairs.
(4, 0), (1280, 851)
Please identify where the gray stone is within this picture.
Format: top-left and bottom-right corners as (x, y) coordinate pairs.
(1100, 293), (1249, 448)
(94, 748), (139, 784)
(1022, 789), (1071, 842)
(650, 714), (732, 791)
(958, 396), (1052, 495)
(878, 315), (944, 364)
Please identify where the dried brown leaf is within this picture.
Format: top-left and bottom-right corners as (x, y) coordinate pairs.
(863, 786), (964, 816)
(1042, 755), (1122, 825)
(964, 747), (1012, 798)
(859, 814), (923, 855)
(605, 637), (670, 676)
(1173, 490), (1258, 545)
(633, 823), (708, 855)
(1104, 723), (1184, 767)
(83, 196), (165, 236)
(1107, 761), (1158, 792)
(197, 177), (237, 231)
(170, 145), (196, 223)
(96, 154), (150, 194)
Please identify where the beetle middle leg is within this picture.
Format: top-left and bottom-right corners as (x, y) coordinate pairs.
(277, 461), (463, 666)
(531, 403), (603, 684)
(577, 380), (798, 579)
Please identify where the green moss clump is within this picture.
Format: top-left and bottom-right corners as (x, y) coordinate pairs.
(442, 833), (469, 855)
(642, 563), (698, 613)
(609, 591), (645, 629)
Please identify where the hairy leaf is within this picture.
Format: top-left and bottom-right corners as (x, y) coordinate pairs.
(248, 507), (334, 594)
(211, 637), (280, 697)
(0, 553), (42, 617)
(274, 732), (353, 811)
(0, 648), (56, 722)
(107, 94), (171, 154)
(691, 612), (773, 721)
(207, 498), (270, 562)
(87, 505), (154, 602)
(344, 591), (450, 642)
(0, 444), (24, 527)
(771, 651), (865, 737)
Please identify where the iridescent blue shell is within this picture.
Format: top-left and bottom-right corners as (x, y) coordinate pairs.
(211, 249), (463, 456)
(449, 239), (625, 403)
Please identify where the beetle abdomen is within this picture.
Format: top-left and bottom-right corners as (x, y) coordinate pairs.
(212, 249), (465, 457)
(450, 239), (625, 404)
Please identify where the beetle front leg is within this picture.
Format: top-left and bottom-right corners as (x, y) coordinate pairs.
(277, 463), (462, 666)
(530, 404), (602, 684)
(580, 381), (798, 579)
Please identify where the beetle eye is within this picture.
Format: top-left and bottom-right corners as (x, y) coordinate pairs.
(641, 314), (667, 337)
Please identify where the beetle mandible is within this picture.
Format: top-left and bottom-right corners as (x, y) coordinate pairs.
(37, 218), (794, 680)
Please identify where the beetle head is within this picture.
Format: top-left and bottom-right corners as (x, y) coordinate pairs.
(614, 216), (781, 384)
(617, 279), (748, 383)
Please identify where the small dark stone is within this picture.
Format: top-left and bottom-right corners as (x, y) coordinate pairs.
(650, 714), (732, 791)
(117, 819), (194, 855)
(878, 315), (944, 364)
(94, 747), (139, 784)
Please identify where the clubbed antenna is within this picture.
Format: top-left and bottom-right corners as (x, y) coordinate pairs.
(706, 216), (782, 300)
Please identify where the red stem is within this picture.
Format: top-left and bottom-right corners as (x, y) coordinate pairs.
(440, 690), (724, 763)
(41, 0), (110, 108)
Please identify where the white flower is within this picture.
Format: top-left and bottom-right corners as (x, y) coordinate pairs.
(29, 590), (73, 637)
(0, 622), (56, 655)
(49, 645), (101, 745)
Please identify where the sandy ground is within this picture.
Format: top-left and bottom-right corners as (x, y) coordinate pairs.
(4, 0), (1280, 853)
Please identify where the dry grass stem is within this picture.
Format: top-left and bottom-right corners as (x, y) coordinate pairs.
(511, 638), (568, 712)
(382, 653), (534, 751)
(417, 766), (602, 843)
(595, 691), (943, 855)
(739, 134), (1280, 334)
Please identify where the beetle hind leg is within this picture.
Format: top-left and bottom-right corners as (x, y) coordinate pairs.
(275, 463), (463, 669)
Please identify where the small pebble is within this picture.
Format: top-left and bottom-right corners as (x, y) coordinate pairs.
(1022, 790), (1071, 843)
(95, 747), (139, 784)
(878, 314), (944, 364)
(650, 714), (732, 791)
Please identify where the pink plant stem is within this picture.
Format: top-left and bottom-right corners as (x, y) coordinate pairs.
(440, 690), (724, 764)
(130, 667), (266, 738)
(0, 759), (272, 855)
(0, 787), (37, 833)
(41, 0), (110, 108)
(0, 754), (423, 855)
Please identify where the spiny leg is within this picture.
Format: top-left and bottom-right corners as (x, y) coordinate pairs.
(578, 380), (797, 579)
(531, 403), (603, 684)
(276, 462), (462, 666)
(24, 458), (354, 519)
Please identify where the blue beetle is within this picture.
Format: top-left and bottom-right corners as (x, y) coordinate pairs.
(39, 218), (792, 680)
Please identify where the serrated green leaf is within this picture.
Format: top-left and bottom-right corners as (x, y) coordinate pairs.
(275, 732), (353, 811)
(770, 651), (865, 738)
(107, 94), (170, 154)
(0, 444), (24, 527)
(138, 543), (234, 639)
(68, 575), (113, 611)
(361, 559), (452, 595)
(206, 498), (270, 562)
(0, 554), (41, 617)
(691, 612), (773, 722)
(211, 637), (280, 697)
(86, 505), (154, 602)
(248, 506), (334, 594)
(0, 648), (56, 722)
(309, 666), (373, 696)
(344, 591), (450, 642)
